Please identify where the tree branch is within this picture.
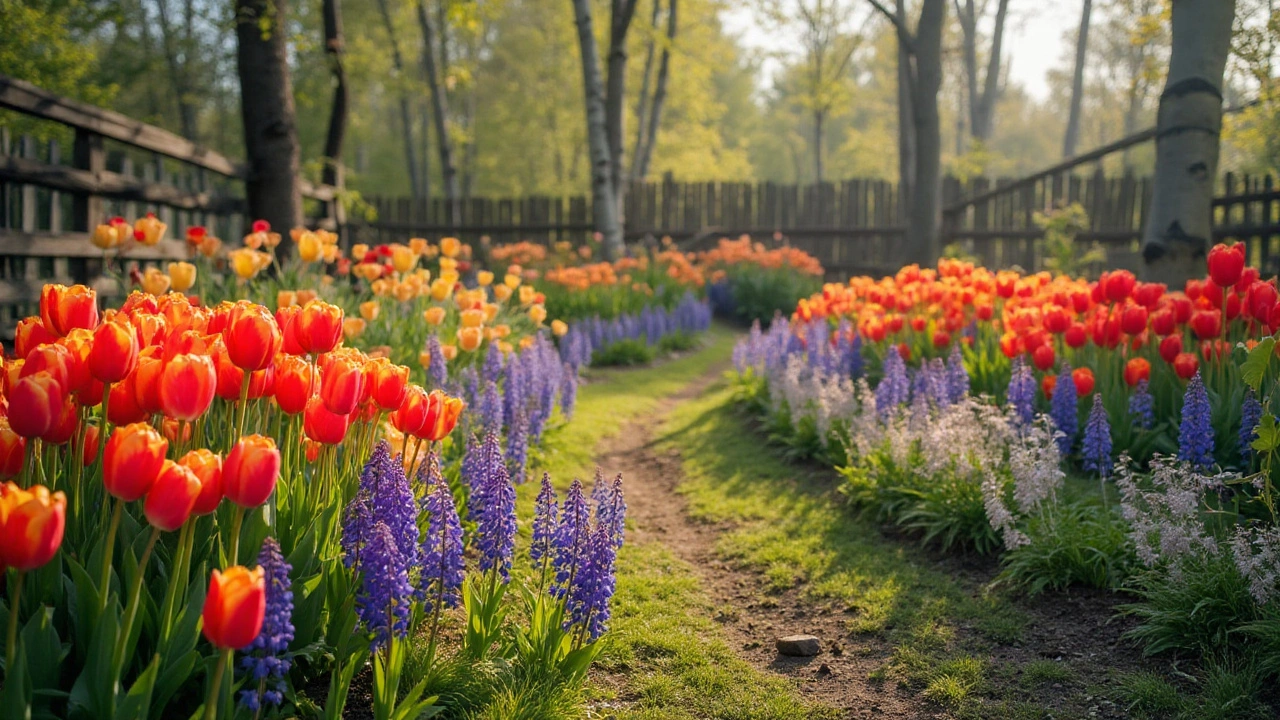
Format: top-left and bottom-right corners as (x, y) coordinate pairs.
(866, 0), (915, 55)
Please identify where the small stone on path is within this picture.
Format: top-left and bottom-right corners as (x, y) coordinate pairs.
(776, 634), (821, 657)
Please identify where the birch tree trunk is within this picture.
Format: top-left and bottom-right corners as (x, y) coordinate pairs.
(1141, 0), (1236, 284)
(1062, 0), (1092, 158)
(571, 0), (624, 260)
(236, 0), (303, 243)
(634, 0), (676, 181)
(606, 0), (639, 222)
(894, 0), (916, 204)
(376, 0), (421, 197)
(417, 0), (460, 224)
(322, 0), (347, 200)
(630, 0), (660, 182)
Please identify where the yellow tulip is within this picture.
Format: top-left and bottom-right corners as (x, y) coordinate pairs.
(418, 350), (431, 369)
(457, 326), (483, 352)
(278, 290), (298, 308)
(409, 238), (428, 256)
(493, 284), (513, 302)
(423, 306), (446, 326)
(343, 318), (367, 340)
(393, 282), (415, 303)
(493, 324), (512, 339)
(503, 274), (521, 289)
(519, 286), (536, 305)
(440, 237), (461, 258)
(498, 341), (513, 355)
(439, 257), (458, 273)
(92, 219), (131, 249)
(460, 309), (485, 328)
(322, 244), (340, 263)
(483, 303), (500, 322)
(352, 243), (369, 260)
(391, 244), (417, 274)
(430, 278), (454, 302)
(477, 271), (494, 287)
(528, 304), (547, 325)
(141, 267), (171, 295)
(133, 214), (167, 246)
(168, 262), (197, 292)
(360, 300), (380, 322)
(440, 343), (458, 361)
(296, 289), (318, 306)
(371, 279), (392, 297)
(551, 319), (569, 336)
(519, 336), (535, 351)
(297, 231), (323, 262)
(230, 248), (272, 280)
(439, 270), (460, 286)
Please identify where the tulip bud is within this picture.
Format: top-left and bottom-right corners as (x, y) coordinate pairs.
(103, 423), (169, 502)
(0, 483), (66, 570)
(144, 460), (201, 531)
(223, 434), (280, 508)
(273, 354), (316, 415)
(201, 566), (266, 650)
(180, 449), (224, 516)
(319, 353), (365, 415)
(294, 301), (344, 355)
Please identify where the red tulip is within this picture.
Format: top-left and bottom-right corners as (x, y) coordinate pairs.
(1150, 309), (1177, 336)
(201, 566), (266, 650)
(180, 449), (224, 516)
(1173, 352), (1200, 380)
(1236, 267), (1261, 295)
(8, 371), (64, 439)
(40, 283), (98, 338)
(1133, 282), (1166, 309)
(1190, 309), (1222, 340)
(40, 397), (79, 446)
(1248, 281), (1279, 324)
(391, 385), (430, 436)
(0, 418), (26, 479)
(1207, 243), (1246, 288)
(367, 359), (410, 411)
(1159, 334), (1184, 364)
(90, 315), (140, 383)
(0, 483), (66, 571)
(14, 317), (56, 359)
(223, 435), (280, 509)
(273, 354), (315, 415)
(294, 301), (344, 355)
(144, 460), (202, 531)
(1169, 294), (1193, 324)
(319, 353), (365, 415)
(107, 373), (150, 425)
(133, 349), (166, 416)
(1071, 367), (1095, 397)
(1124, 357), (1151, 387)
(931, 330), (950, 348)
(1120, 304), (1149, 336)
(303, 396), (351, 445)
(160, 353), (217, 421)
(1062, 322), (1086, 349)
(1031, 343), (1055, 371)
(1103, 270), (1136, 303)
(1041, 375), (1057, 401)
(82, 424), (100, 467)
(22, 343), (73, 396)
(419, 390), (465, 442)
(223, 302), (281, 371)
(103, 423), (169, 502)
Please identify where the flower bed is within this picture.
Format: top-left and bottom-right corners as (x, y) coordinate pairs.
(732, 247), (1280, 694)
(0, 219), (665, 718)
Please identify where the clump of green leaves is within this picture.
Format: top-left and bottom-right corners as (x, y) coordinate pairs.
(1035, 203), (1105, 277)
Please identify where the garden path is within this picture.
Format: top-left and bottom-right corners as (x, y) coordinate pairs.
(594, 357), (937, 718)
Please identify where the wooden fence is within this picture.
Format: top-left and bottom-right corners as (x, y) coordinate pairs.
(0, 74), (338, 333)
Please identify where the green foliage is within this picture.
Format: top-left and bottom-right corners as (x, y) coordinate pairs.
(714, 265), (822, 325)
(591, 339), (656, 367)
(1034, 204), (1105, 277)
(656, 331), (700, 354)
(997, 501), (1134, 596)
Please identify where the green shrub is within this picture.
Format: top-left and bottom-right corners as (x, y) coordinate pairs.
(591, 339), (655, 367)
(713, 265), (822, 324)
(998, 501), (1133, 595)
(657, 331), (701, 353)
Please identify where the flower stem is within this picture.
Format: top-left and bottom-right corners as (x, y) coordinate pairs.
(5, 572), (25, 671)
(203, 648), (232, 720)
(112, 526), (160, 676)
(99, 497), (124, 613)
(228, 505), (247, 566)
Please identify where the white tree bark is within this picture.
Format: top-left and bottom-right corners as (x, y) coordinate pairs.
(571, 0), (625, 260)
(1141, 0), (1237, 284)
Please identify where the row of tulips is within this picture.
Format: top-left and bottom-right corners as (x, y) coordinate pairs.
(0, 268), (626, 718)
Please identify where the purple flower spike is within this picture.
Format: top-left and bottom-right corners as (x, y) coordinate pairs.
(421, 455), (464, 612)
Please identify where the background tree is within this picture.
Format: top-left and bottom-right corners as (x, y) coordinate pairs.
(570, 0), (624, 259)
(954, 0), (1011, 146)
(1062, 0), (1092, 158)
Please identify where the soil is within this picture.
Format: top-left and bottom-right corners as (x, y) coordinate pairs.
(588, 358), (1164, 719)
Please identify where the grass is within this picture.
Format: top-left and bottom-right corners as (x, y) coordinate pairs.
(521, 324), (835, 719)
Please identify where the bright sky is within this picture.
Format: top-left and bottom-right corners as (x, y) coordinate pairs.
(722, 1), (1083, 103)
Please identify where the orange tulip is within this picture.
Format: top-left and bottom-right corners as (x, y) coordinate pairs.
(223, 435), (280, 508)
(320, 353), (365, 415)
(304, 396), (351, 445)
(22, 343), (74, 396)
(367, 358), (409, 411)
(0, 418), (25, 479)
(201, 566), (266, 650)
(0, 483), (66, 571)
(457, 326), (483, 353)
(89, 314), (141, 383)
(8, 371), (64, 439)
(224, 302), (281, 371)
(40, 396), (79, 446)
(160, 353), (218, 421)
(40, 283), (99, 337)
(133, 349), (166, 416)
(107, 374), (149, 425)
(275, 305), (307, 356)
(103, 423), (169, 502)
(294, 301), (344, 355)
(180, 449), (224, 516)
(1071, 367), (1095, 397)
(391, 385), (429, 437)
(144, 460), (201, 531)
(1124, 357), (1151, 387)
(419, 390), (464, 442)
(273, 354), (316, 415)
(14, 317), (56, 359)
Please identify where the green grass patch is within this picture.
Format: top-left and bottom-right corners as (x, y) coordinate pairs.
(521, 324), (830, 719)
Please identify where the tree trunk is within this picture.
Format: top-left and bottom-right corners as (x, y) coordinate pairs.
(570, 0), (624, 260)
(322, 0), (347, 195)
(1062, 0), (1092, 158)
(1140, 0), (1236, 284)
(376, 0), (421, 197)
(630, 0), (660, 182)
(972, 0), (1009, 141)
(907, 0), (946, 266)
(417, 1), (459, 224)
(606, 0), (639, 220)
(814, 108), (825, 185)
(958, 0), (979, 145)
(236, 0), (303, 241)
(894, 0), (916, 203)
(634, 0), (675, 181)
(152, 0), (199, 140)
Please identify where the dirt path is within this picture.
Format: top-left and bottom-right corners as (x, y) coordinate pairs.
(594, 359), (939, 719)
